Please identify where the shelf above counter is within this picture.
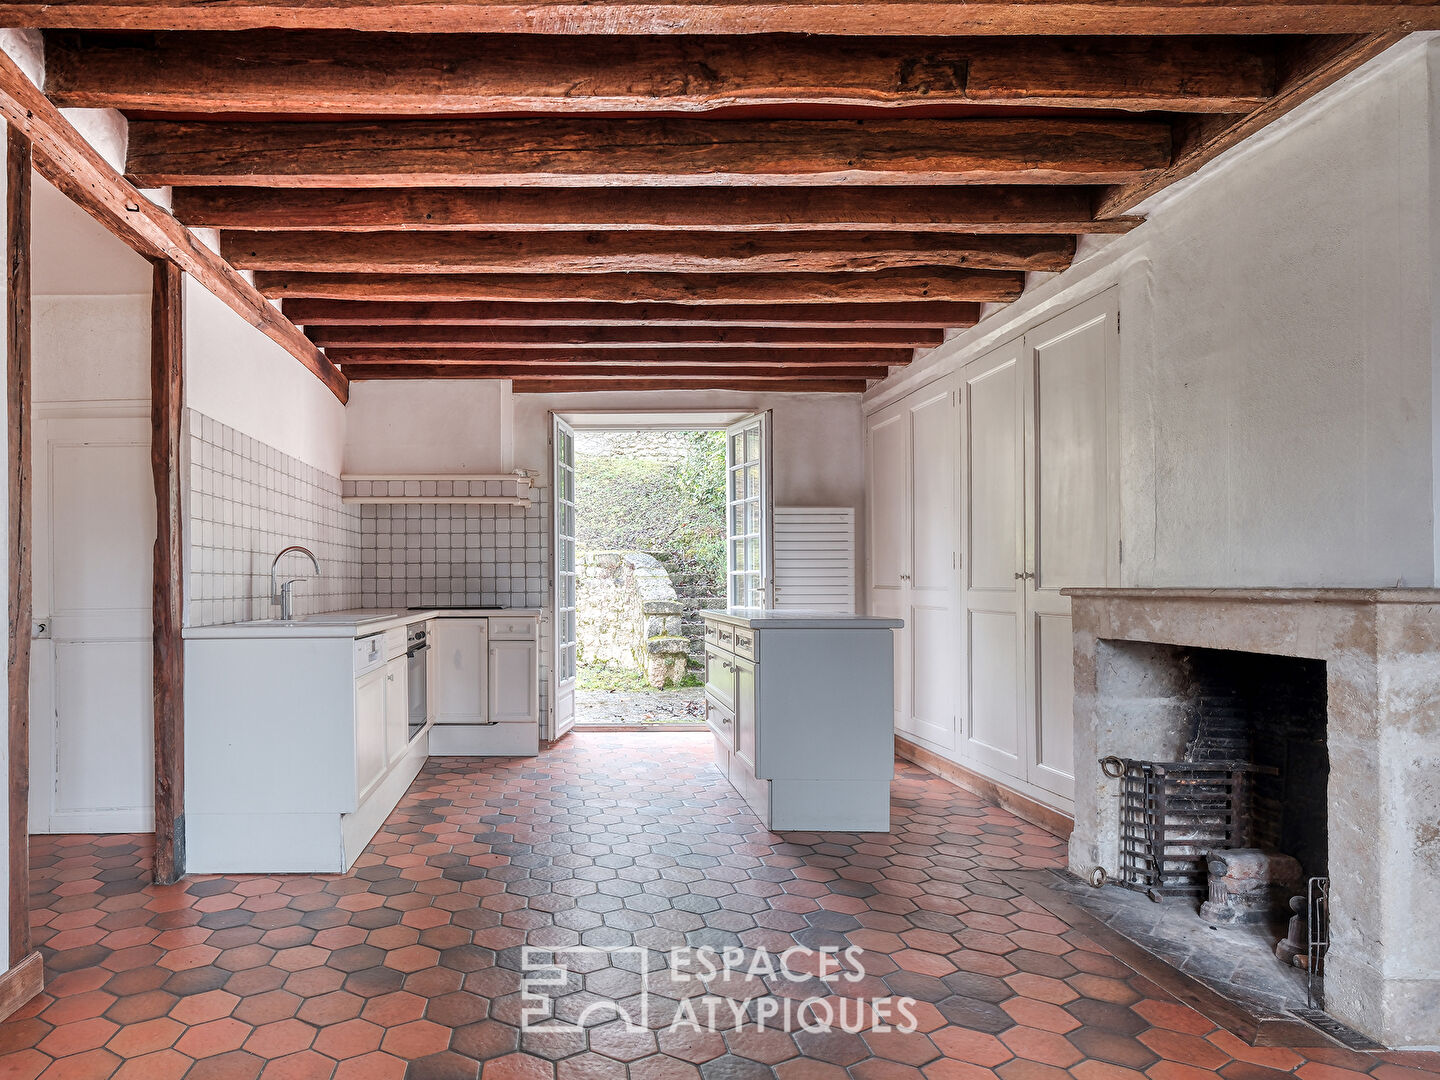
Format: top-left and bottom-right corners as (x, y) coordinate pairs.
(341, 473), (535, 506)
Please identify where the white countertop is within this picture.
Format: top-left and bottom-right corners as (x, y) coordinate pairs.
(700, 608), (903, 630)
(183, 607), (542, 640)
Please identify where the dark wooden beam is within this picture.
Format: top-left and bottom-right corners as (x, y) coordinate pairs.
(224, 230), (1075, 275)
(256, 267), (1024, 304)
(326, 346), (913, 366)
(1, 0), (1436, 36)
(150, 259), (185, 887)
(509, 377), (868, 392)
(45, 32), (1275, 113)
(174, 186), (1141, 234)
(0, 48), (347, 402)
(6, 124), (34, 974)
(284, 298), (979, 328)
(309, 324), (943, 348)
(1097, 32), (1406, 217)
(126, 117), (1173, 188)
(336, 364), (894, 379)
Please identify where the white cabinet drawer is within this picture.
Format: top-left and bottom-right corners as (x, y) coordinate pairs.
(731, 628), (756, 661)
(488, 617), (537, 640)
(706, 697), (735, 750)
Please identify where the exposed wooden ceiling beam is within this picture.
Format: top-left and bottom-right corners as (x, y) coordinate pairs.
(174, 186), (1140, 234)
(309, 325), (944, 348)
(45, 31), (1275, 113)
(126, 117), (1172, 187)
(255, 267), (1025, 303)
(325, 347), (913, 366)
(224, 230), (1074, 275)
(2, 0), (1436, 36)
(1098, 32), (1406, 217)
(338, 365), (888, 383)
(0, 48), (346, 401)
(283, 299), (981, 327)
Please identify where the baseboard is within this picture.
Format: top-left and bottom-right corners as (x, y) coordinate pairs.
(894, 735), (1074, 840)
(0, 952), (44, 1023)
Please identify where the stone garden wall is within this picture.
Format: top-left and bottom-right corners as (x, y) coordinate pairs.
(576, 551), (690, 687)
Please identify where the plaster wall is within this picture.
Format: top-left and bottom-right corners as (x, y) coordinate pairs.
(868, 34), (1440, 590)
(344, 380), (513, 474)
(184, 279), (347, 477)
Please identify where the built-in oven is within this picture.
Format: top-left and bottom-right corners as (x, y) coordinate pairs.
(406, 623), (430, 740)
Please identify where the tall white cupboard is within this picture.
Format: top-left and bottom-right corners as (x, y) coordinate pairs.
(866, 291), (1120, 814)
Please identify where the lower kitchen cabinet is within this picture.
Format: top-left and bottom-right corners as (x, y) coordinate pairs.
(701, 609), (901, 832)
(429, 615), (540, 756)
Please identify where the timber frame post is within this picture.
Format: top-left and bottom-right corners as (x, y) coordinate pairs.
(2, 121), (43, 1021)
(151, 260), (185, 885)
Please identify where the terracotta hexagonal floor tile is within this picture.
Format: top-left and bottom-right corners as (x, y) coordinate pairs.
(313, 1018), (385, 1060)
(173, 1016), (252, 1059)
(379, 1018), (451, 1058)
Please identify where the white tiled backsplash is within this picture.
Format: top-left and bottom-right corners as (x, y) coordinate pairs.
(359, 495), (548, 610)
(186, 411), (364, 627)
(187, 411), (549, 625)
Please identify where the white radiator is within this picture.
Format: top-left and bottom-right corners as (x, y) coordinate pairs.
(772, 507), (856, 613)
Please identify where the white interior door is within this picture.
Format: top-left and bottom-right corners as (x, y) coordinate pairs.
(726, 412), (773, 609)
(1023, 293), (1119, 799)
(865, 401), (909, 732)
(961, 341), (1027, 778)
(904, 377), (961, 751)
(30, 414), (156, 833)
(552, 415), (577, 737)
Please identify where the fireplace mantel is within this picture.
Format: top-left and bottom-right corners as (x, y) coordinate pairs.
(1065, 587), (1440, 1048)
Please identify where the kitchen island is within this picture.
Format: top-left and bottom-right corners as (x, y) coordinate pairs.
(184, 607), (540, 873)
(701, 609), (902, 832)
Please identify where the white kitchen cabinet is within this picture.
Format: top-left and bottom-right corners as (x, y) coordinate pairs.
(428, 613), (541, 756)
(489, 639), (539, 725)
(384, 656), (409, 765)
(432, 617), (488, 724)
(355, 665), (387, 800)
(701, 610), (900, 832)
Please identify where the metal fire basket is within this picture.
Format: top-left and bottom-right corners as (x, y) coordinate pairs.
(1103, 756), (1268, 898)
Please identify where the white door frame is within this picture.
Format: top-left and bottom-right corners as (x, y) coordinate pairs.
(551, 413), (578, 740)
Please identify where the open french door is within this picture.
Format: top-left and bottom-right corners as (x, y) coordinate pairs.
(552, 415), (578, 738)
(725, 411), (774, 609)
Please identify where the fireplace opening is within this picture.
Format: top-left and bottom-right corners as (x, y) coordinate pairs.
(1043, 639), (1345, 1037)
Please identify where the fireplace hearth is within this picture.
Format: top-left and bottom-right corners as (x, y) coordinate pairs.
(1063, 589), (1440, 1049)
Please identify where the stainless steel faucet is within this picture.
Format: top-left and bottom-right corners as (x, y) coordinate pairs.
(271, 545), (321, 620)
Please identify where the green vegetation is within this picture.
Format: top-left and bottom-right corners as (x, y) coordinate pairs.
(578, 662), (703, 692)
(574, 430), (726, 596)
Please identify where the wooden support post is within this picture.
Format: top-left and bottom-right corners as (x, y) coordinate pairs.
(6, 123), (33, 970)
(151, 260), (185, 885)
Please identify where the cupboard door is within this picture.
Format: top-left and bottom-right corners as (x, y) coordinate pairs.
(961, 340), (1027, 778)
(432, 618), (488, 724)
(355, 668), (386, 800)
(489, 639), (539, 725)
(905, 377), (961, 750)
(384, 657), (408, 764)
(732, 656), (758, 774)
(865, 402), (910, 732)
(1023, 293), (1117, 800)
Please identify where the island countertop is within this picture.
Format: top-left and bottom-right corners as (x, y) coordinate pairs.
(700, 608), (903, 630)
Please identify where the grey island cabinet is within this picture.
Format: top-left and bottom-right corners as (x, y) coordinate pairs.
(700, 609), (904, 832)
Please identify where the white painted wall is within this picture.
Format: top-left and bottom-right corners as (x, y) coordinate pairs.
(32, 176), (151, 406)
(344, 380), (512, 473)
(184, 279), (347, 477)
(868, 34), (1440, 589)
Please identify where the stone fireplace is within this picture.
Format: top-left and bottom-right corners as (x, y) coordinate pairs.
(1065, 589), (1440, 1048)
